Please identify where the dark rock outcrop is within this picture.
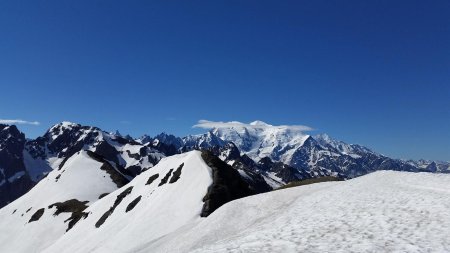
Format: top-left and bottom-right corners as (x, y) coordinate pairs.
(200, 151), (253, 217)
(28, 208), (45, 223)
(169, 163), (184, 184)
(0, 125), (35, 208)
(48, 199), (89, 231)
(145, 174), (159, 186)
(158, 169), (173, 187)
(95, 186), (133, 228)
(125, 195), (142, 212)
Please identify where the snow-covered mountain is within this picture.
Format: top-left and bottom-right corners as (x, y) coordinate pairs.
(26, 122), (165, 177)
(1, 122), (167, 207)
(0, 151), (255, 253)
(173, 121), (430, 179)
(210, 120), (311, 163)
(406, 159), (450, 173)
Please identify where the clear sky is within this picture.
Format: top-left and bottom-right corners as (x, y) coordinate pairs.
(0, 1), (449, 161)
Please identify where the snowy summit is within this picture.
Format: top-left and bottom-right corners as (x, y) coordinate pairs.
(194, 120), (312, 163)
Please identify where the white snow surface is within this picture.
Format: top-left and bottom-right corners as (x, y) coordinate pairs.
(144, 171), (450, 253)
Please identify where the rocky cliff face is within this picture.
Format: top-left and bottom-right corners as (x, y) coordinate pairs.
(0, 125), (34, 207)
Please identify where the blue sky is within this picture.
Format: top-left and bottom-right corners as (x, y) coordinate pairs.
(0, 1), (449, 160)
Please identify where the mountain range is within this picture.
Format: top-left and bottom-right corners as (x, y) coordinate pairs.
(1, 121), (449, 209)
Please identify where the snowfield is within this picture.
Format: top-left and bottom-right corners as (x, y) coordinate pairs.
(144, 171), (450, 253)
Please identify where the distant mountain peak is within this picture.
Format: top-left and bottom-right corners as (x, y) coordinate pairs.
(55, 121), (80, 129)
(195, 120), (312, 132)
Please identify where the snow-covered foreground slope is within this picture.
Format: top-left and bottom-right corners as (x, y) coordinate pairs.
(0, 151), (124, 253)
(144, 171), (450, 253)
(43, 151), (213, 253)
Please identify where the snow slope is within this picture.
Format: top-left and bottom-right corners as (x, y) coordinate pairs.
(43, 151), (213, 253)
(0, 151), (122, 253)
(143, 171), (450, 253)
